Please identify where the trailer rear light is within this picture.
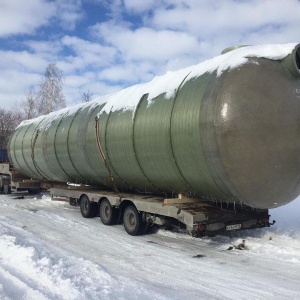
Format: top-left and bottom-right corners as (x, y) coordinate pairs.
(198, 223), (207, 232)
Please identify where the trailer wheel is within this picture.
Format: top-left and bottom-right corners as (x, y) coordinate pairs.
(123, 205), (143, 236)
(99, 199), (116, 225)
(80, 195), (97, 218)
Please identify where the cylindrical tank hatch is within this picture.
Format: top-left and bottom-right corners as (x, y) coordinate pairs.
(221, 45), (250, 55)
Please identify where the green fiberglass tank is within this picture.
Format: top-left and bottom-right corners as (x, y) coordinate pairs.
(9, 43), (300, 209)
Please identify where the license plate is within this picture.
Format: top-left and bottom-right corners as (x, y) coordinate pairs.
(226, 224), (241, 231)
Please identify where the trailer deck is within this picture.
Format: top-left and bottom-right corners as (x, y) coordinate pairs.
(50, 186), (273, 236)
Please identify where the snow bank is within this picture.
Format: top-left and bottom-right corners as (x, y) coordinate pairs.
(1, 194), (300, 299)
(17, 43), (297, 130)
(0, 230), (117, 299)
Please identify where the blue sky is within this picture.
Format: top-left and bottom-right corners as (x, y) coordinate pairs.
(0, 0), (300, 109)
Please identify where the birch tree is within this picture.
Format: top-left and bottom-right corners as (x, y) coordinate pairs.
(21, 88), (39, 119)
(38, 63), (66, 115)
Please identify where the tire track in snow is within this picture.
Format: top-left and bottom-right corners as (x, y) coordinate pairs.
(0, 266), (49, 300)
(1, 195), (300, 299)
(0, 215), (171, 300)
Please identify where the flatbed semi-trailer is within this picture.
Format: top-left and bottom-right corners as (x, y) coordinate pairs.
(0, 161), (41, 194)
(50, 186), (274, 236)
(1, 151), (275, 236)
(1, 149), (43, 193)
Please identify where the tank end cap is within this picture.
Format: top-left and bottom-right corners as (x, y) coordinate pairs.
(282, 43), (300, 77)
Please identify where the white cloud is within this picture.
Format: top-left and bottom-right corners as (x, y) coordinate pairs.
(0, 70), (41, 108)
(0, 0), (55, 37)
(63, 80), (123, 105)
(98, 62), (155, 84)
(91, 0), (124, 19)
(148, 0), (300, 46)
(25, 40), (63, 61)
(0, 50), (49, 72)
(81, 81), (122, 98)
(123, 0), (159, 13)
(91, 22), (201, 62)
(55, 0), (84, 30)
(61, 36), (117, 64)
(90, 20), (210, 86)
(0, 0), (84, 38)
(56, 35), (118, 74)
(65, 75), (90, 87)
(0, 32), (123, 108)
(1, 0), (300, 111)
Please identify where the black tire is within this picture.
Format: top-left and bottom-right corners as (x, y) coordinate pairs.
(80, 195), (97, 218)
(123, 205), (143, 236)
(140, 221), (150, 235)
(99, 199), (117, 225)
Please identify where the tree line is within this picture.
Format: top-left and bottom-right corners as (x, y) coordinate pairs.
(0, 63), (91, 150)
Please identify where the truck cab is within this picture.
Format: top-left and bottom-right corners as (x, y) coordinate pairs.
(0, 149), (11, 194)
(0, 174), (11, 194)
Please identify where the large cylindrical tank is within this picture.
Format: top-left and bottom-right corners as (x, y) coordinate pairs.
(9, 43), (300, 209)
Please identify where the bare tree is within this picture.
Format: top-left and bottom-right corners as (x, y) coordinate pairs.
(37, 63), (66, 115)
(0, 108), (22, 149)
(80, 90), (92, 103)
(17, 63), (66, 120)
(21, 88), (39, 119)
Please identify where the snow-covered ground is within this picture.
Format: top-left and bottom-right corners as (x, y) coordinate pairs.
(0, 193), (299, 300)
